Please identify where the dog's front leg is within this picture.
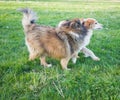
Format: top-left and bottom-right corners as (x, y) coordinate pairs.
(71, 52), (79, 64)
(81, 47), (100, 61)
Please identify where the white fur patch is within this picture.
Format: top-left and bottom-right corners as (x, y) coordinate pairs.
(72, 57), (77, 64)
(84, 30), (93, 46)
(77, 30), (93, 52)
(25, 38), (34, 54)
(58, 20), (66, 27)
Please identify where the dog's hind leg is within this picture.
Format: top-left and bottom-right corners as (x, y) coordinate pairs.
(60, 57), (71, 70)
(29, 53), (37, 61)
(29, 49), (40, 61)
(40, 56), (52, 67)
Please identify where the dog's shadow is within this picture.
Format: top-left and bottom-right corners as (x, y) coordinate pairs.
(20, 57), (60, 73)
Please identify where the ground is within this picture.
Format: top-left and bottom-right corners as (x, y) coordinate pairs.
(0, 0), (120, 100)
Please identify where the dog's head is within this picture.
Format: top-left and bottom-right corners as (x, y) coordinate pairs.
(58, 18), (87, 35)
(82, 18), (103, 30)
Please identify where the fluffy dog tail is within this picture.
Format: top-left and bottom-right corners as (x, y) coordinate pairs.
(18, 8), (37, 32)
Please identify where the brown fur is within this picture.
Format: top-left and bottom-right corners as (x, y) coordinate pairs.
(82, 19), (95, 29)
(26, 25), (71, 69)
(19, 8), (86, 70)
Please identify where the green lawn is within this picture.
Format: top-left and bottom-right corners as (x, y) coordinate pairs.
(0, 0), (120, 100)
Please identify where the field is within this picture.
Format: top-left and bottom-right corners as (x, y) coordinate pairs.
(0, 0), (120, 100)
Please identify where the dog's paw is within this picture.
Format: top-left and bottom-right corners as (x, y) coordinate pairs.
(93, 57), (100, 61)
(63, 68), (71, 70)
(42, 64), (52, 68)
(66, 68), (71, 70)
(72, 58), (77, 64)
(46, 64), (52, 67)
(29, 55), (36, 61)
(29, 57), (34, 61)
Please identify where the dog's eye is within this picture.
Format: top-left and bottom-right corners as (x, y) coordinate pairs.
(95, 22), (97, 24)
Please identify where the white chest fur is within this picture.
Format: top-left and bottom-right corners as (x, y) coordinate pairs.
(84, 30), (93, 46)
(25, 38), (33, 54)
(79, 30), (93, 51)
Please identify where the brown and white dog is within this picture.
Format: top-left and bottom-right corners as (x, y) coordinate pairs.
(18, 8), (87, 70)
(58, 18), (103, 63)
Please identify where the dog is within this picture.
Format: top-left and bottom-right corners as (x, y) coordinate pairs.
(18, 8), (87, 70)
(58, 18), (103, 63)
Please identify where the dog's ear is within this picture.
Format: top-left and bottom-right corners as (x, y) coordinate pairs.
(79, 18), (84, 24)
(17, 8), (29, 13)
(76, 19), (82, 27)
(76, 19), (81, 25)
(70, 20), (81, 29)
(62, 21), (71, 27)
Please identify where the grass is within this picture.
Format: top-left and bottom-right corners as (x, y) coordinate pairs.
(0, 0), (120, 100)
